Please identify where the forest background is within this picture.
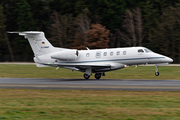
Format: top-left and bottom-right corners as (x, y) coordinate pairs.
(0, 0), (180, 63)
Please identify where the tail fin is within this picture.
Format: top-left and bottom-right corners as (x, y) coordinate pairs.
(8, 31), (55, 56)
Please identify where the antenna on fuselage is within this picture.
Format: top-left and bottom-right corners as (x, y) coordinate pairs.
(86, 47), (90, 50)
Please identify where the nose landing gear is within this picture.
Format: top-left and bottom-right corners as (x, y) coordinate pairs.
(155, 65), (160, 76)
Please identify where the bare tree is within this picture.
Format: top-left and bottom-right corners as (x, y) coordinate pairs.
(49, 10), (75, 48)
(75, 8), (91, 45)
(134, 7), (144, 46)
(174, 5), (180, 62)
(118, 7), (144, 47)
(109, 32), (118, 48)
(0, 5), (14, 61)
(72, 31), (86, 50)
(151, 5), (180, 62)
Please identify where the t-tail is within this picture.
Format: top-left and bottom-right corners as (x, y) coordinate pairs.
(8, 31), (63, 67)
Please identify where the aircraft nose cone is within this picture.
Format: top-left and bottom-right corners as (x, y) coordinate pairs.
(166, 57), (173, 63)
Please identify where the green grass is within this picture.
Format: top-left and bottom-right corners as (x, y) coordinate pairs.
(0, 89), (180, 120)
(0, 65), (180, 120)
(0, 64), (179, 79)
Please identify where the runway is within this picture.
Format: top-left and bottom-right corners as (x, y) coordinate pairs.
(0, 78), (180, 91)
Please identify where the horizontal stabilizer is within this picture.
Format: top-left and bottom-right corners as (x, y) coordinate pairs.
(7, 31), (42, 34)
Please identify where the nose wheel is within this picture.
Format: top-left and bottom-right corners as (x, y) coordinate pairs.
(155, 65), (160, 76)
(155, 71), (159, 76)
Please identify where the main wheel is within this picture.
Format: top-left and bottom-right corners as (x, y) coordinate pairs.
(155, 71), (159, 76)
(95, 73), (101, 80)
(84, 74), (90, 80)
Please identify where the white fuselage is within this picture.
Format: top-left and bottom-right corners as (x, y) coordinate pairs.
(35, 46), (173, 73)
(64, 47), (171, 65)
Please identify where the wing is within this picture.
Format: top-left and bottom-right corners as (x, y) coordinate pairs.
(37, 62), (126, 72)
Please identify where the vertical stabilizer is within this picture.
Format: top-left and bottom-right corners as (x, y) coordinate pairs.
(9, 31), (55, 56)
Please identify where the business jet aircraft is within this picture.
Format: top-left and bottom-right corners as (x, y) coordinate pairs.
(8, 31), (173, 79)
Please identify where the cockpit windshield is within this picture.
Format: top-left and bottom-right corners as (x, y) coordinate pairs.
(144, 49), (153, 53)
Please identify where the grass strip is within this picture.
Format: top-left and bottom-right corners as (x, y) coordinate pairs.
(0, 89), (180, 120)
(0, 64), (179, 79)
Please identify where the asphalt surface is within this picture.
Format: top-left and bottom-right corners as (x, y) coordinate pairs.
(0, 78), (180, 91)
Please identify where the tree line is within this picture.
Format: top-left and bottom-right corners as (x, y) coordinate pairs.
(0, 0), (180, 63)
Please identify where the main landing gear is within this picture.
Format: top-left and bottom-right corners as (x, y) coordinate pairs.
(95, 73), (101, 79)
(155, 65), (159, 76)
(84, 74), (90, 80)
(83, 73), (105, 80)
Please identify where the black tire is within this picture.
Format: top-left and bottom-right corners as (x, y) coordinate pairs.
(84, 74), (90, 80)
(155, 72), (159, 76)
(95, 73), (101, 80)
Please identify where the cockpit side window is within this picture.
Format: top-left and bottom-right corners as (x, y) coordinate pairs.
(138, 49), (144, 53)
(144, 49), (152, 53)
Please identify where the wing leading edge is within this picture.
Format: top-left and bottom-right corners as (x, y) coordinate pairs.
(37, 61), (126, 73)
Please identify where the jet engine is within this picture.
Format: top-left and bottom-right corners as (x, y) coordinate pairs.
(51, 50), (79, 60)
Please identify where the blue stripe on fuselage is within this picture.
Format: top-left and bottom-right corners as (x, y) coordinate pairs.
(59, 57), (165, 64)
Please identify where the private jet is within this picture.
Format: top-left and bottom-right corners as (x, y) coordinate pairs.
(8, 31), (173, 79)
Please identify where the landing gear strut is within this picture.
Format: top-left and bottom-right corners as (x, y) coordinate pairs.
(155, 65), (159, 76)
(84, 67), (92, 80)
(84, 74), (90, 80)
(95, 73), (101, 80)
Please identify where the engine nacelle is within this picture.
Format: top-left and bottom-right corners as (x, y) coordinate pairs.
(51, 50), (79, 60)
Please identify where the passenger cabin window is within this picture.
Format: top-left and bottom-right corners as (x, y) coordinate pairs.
(86, 53), (90, 57)
(123, 51), (126, 55)
(138, 49), (144, 53)
(110, 52), (113, 56)
(104, 52), (107, 56)
(96, 51), (101, 58)
(116, 51), (120, 55)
